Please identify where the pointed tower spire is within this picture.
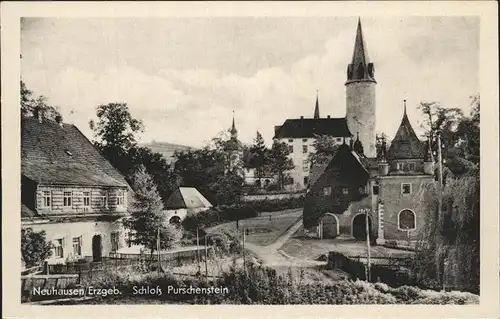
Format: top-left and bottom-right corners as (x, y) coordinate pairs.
(346, 18), (376, 84)
(314, 90), (320, 119)
(230, 110), (237, 138)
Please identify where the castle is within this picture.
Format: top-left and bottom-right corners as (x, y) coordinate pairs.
(301, 19), (436, 244)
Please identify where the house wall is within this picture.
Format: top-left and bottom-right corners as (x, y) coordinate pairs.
(378, 175), (434, 241)
(36, 185), (128, 215)
(23, 220), (127, 264)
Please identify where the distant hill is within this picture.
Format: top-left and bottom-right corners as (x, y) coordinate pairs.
(140, 141), (193, 164)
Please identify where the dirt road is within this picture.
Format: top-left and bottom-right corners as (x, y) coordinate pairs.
(244, 216), (326, 268)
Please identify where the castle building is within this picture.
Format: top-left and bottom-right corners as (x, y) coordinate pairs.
(302, 19), (436, 244)
(273, 93), (353, 190)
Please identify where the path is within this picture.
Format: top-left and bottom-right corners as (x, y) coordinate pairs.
(244, 216), (326, 268)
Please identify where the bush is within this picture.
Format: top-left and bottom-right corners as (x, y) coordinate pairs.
(248, 196), (305, 212)
(182, 205), (258, 232)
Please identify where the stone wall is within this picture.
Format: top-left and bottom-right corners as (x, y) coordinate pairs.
(346, 82), (376, 157)
(378, 175), (434, 241)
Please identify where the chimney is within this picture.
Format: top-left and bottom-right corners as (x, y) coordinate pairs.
(55, 115), (63, 128)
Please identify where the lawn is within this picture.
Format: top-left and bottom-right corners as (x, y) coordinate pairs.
(206, 208), (302, 246)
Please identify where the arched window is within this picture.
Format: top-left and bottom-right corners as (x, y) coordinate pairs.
(398, 209), (416, 230)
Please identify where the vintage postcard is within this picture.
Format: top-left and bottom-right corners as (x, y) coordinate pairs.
(2, 1), (499, 318)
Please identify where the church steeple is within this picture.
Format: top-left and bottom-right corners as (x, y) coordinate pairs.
(230, 110), (237, 138)
(314, 90), (320, 119)
(346, 18), (376, 84)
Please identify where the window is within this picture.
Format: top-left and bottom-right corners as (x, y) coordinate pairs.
(98, 193), (108, 208)
(336, 138), (342, 143)
(342, 188), (349, 195)
(82, 191), (90, 207)
(398, 209), (416, 230)
(127, 232), (134, 248)
(72, 237), (81, 255)
(323, 186), (332, 196)
(54, 238), (64, 258)
(408, 163), (415, 171)
(288, 139), (293, 143)
(304, 177), (309, 187)
(302, 160), (309, 172)
(42, 191), (51, 207)
(372, 185), (380, 195)
(63, 191), (72, 207)
(396, 163), (402, 170)
(288, 145), (293, 153)
(111, 232), (120, 252)
(302, 145), (308, 153)
(302, 138), (308, 143)
(116, 190), (125, 206)
(401, 183), (412, 194)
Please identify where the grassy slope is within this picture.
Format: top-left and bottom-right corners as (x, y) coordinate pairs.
(206, 209), (302, 246)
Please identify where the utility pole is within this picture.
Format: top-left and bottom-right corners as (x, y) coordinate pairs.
(243, 227), (246, 275)
(436, 130), (444, 222)
(157, 228), (161, 275)
(365, 210), (371, 282)
(196, 227), (201, 274)
(204, 235), (209, 283)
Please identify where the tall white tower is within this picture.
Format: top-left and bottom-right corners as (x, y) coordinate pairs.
(345, 18), (377, 158)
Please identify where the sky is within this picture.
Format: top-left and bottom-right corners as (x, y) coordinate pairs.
(21, 16), (479, 148)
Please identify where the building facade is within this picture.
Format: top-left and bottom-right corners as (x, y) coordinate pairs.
(303, 103), (435, 244)
(273, 94), (353, 190)
(21, 115), (132, 265)
(302, 19), (436, 244)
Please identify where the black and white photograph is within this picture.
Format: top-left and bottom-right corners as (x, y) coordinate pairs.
(2, 1), (499, 317)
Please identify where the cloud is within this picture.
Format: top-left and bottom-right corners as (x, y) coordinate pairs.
(21, 17), (479, 148)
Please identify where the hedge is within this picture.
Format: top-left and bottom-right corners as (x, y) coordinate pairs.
(46, 264), (479, 305)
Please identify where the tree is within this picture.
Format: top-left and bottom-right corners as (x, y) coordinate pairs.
(417, 96), (480, 177)
(309, 135), (341, 165)
(89, 102), (144, 175)
(268, 140), (294, 190)
(128, 146), (180, 204)
(21, 80), (61, 121)
(454, 95), (480, 164)
(417, 101), (463, 160)
(21, 228), (53, 268)
(413, 171), (479, 293)
(246, 131), (270, 183)
(123, 166), (181, 257)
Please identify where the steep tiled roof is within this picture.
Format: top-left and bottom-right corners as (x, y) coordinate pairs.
(386, 111), (425, 160)
(274, 118), (352, 139)
(21, 118), (129, 187)
(165, 187), (213, 210)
